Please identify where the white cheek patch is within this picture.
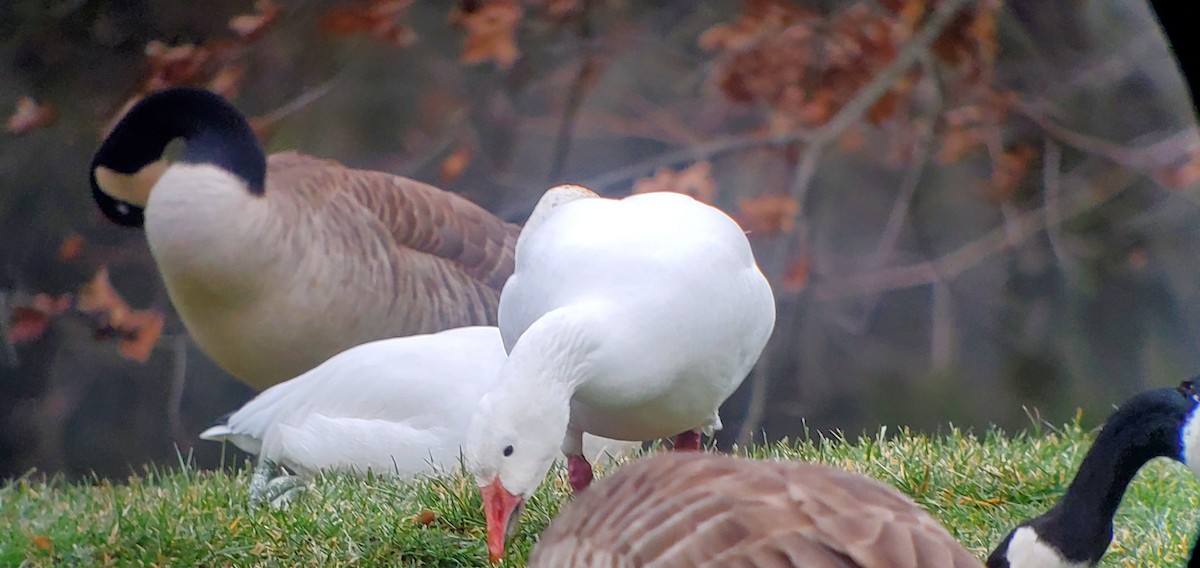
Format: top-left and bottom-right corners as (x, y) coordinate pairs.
(1181, 406), (1200, 478)
(1005, 527), (1088, 568)
(94, 160), (169, 207)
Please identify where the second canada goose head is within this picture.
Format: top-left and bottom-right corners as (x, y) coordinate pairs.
(986, 380), (1200, 568)
(90, 87), (265, 227)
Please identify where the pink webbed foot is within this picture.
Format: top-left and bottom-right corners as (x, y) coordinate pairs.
(671, 430), (702, 452)
(567, 455), (594, 493)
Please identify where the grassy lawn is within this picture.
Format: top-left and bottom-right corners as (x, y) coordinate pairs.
(2, 419), (1198, 567)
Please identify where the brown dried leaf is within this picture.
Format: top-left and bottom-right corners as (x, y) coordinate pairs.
(33, 293), (72, 316)
(440, 146), (472, 183)
(988, 143), (1036, 203)
(1154, 147), (1200, 189)
(320, 0), (417, 47)
(414, 509), (438, 525)
(30, 534), (53, 553)
(207, 65), (247, 100)
(736, 194), (800, 237)
(936, 125), (983, 164)
(229, 0), (283, 41)
(144, 41), (211, 90)
(8, 307), (51, 344)
(454, 0), (522, 69)
(6, 97), (55, 135)
(78, 267), (129, 323)
(58, 234), (85, 261)
(117, 310), (164, 363)
(631, 162), (718, 204)
(781, 252), (811, 292)
(78, 267), (164, 362)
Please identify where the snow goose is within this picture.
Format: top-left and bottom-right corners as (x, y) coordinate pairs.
(986, 380), (1200, 568)
(90, 87), (518, 389)
(198, 326), (637, 507)
(528, 451), (984, 568)
(465, 186), (776, 563)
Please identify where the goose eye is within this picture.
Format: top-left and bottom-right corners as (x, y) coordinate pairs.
(503, 445), (514, 457)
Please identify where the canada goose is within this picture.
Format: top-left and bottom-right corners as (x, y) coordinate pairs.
(464, 186), (776, 563)
(198, 326), (639, 507)
(527, 451), (984, 568)
(986, 381), (1200, 568)
(89, 87), (519, 390)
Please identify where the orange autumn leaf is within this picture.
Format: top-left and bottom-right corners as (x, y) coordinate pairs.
(320, 0), (417, 47)
(454, 0), (522, 69)
(988, 143), (1036, 204)
(936, 126), (984, 164)
(414, 509), (438, 526)
(781, 253), (812, 292)
(117, 310), (165, 363)
(440, 146), (472, 183)
(78, 267), (164, 363)
(207, 65), (247, 100)
(8, 307), (51, 344)
(78, 267), (128, 322)
(58, 233), (85, 261)
(143, 41), (211, 90)
(631, 162), (718, 204)
(1154, 147), (1200, 189)
(32, 293), (72, 316)
(736, 194), (800, 237)
(229, 0), (283, 42)
(30, 534), (53, 553)
(6, 97), (55, 135)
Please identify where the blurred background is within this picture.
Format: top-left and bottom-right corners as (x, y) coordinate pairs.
(2, 0), (1198, 480)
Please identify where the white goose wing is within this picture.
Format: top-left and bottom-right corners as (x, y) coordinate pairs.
(206, 326), (507, 475)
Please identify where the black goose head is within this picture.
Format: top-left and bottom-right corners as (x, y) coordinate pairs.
(90, 87), (266, 228)
(986, 381), (1200, 568)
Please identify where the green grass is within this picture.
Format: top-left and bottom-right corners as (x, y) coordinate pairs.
(2, 419), (1198, 567)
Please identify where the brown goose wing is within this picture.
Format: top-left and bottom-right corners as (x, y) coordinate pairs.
(265, 152), (519, 328)
(529, 453), (983, 568)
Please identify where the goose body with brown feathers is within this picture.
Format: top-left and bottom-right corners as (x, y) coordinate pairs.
(90, 88), (518, 389)
(529, 451), (983, 568)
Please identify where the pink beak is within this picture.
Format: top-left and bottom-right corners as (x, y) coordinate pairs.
(481, 476), (525, 564)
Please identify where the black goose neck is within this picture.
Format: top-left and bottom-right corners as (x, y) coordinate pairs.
(1030, 386), (1195, 563)
(93, 87), (266, 194)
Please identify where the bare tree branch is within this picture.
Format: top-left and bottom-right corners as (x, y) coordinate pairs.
(1042, 138), (1071, 270)
(582, 130), (817, 192)
(167, 334), (189, 449)
(0, 290), (17, 368)
(548, 0), (599, 182)
(811, 163), (1142, 301)
(1015, 101), (1200, 171)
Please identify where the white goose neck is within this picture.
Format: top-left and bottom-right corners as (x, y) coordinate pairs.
(503, 305), (605, 398)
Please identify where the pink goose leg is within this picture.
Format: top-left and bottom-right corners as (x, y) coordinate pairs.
(567, 455), (594, 493)
(671, 430), (702, 451)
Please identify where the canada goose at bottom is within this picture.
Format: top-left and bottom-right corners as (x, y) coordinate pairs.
(987, 381), (1200, 568)
(528, 451), (983, 568)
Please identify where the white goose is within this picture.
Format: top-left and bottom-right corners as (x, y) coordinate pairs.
(199, 326), (637, 507)
(89, 87), (518, 390)
(464, 186), (776, 563)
